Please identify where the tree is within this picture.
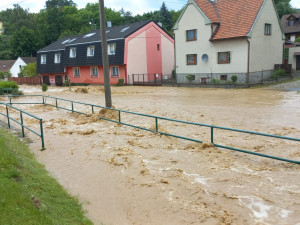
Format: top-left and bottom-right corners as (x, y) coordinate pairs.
(158, 2), (173, 31)
(10, 26), (40, 58)
(274, 0), (297, 19)
(19, 62), (37, 77)
(0, 71), (12, 79)
(0, 35), (12, 59)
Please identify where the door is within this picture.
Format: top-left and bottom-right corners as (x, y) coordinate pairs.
(55, 75), (63, 86)
(43, 75), (50, 85)
(296, 56), (300, 70)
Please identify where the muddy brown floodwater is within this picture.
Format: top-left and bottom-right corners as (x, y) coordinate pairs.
(1, 85), (299, 225)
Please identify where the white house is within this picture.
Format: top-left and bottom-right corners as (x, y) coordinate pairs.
(173, 0), (285, 84)
(10, 57), (36, 77)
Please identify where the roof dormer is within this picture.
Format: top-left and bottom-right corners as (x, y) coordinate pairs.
(287, 15), (296, 26)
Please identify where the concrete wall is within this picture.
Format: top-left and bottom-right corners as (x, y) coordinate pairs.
(249, 0), (284, 72)
(10, 57), (27, 77)
(288, 46), (300, 72)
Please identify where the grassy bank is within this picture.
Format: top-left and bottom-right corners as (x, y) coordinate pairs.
(0, 128), (93, 225)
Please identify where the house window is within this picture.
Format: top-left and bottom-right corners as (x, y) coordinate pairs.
(289, 20), (295, 26)
(157, 44), (160, 51)
(70, 48), (76, 58)
(91, 67), (98, 78)
(220, 75), (227, 81)
(186, 29), (197, 41)
(111, 66), (119, 77)
(187, 54), (197, 65)
(87, 45), (95, 57)
(41, 54), (46, 64)
(54, 53), (61, 63)
(108, 43), (116, 55)
(264, 23), (271, 35)
(218, 52), (230, 64)
(73, 67), (80, 77)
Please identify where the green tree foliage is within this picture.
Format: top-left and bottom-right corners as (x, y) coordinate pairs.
(0, 35), (12, 59)
(0, 71), (12, 79)
(19, 62), (37, 77)
(10, 26), (40, 58)
(274, 0), (297, 18)
(158, 2), (173, 31)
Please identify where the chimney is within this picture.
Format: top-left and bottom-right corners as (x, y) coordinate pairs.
(158, 22), (162, 27)
(107, 21), (112, 28)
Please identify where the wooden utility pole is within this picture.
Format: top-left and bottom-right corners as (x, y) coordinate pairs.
(99, 0), (112, 108)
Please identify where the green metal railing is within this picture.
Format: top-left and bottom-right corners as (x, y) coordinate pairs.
(0, 101), (45, 150)
(2, 94), (300, 165)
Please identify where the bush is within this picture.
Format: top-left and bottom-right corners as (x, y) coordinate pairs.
(186, 75), (195, 82)
(42, 84), (48, 92)
(0, 81), (19, 95)
(0, 71), (12, 79)
(272, 69), (286, 80)
(63, 80), (70, 87)
(116, 78), (124, 86)
(295, 37), (300, 43)
(231, 75), (238, 84)
(172, 70), (176, 79)
(212, 78), (221, 84)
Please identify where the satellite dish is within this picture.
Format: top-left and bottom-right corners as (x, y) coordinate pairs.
(202, 54), (208, 62)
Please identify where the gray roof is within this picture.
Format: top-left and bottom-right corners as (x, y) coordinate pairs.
(38, 20), (153, 53)
(20, 57), (37, 64)
(281, 13), (300, 34)
(0, 60), (16, 72)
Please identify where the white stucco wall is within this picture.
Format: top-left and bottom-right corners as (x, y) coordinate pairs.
(126, 31), (147, 84)
(174, 3), (248, 75)
(288, 46), (300, 72)
(249, 0), (284, 72)
(161, 33), (175, 76)
(10, 57), (26, 77)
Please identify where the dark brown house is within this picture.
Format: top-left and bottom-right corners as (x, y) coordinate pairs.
(281, 13), (300, 42)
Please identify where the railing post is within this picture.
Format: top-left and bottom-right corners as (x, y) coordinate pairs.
(118, 110), (121, 123)
(42, 96), (45, 104)
(40, 119), (45, 150)
(71, 102), (74, 112)
(6, 105), (10, 128)
(20, 111), (25, 137)
(92, 105), (94, 114)
(55, 99), (58, 108)
(211, 127), (214, 144)
(155, 117), (158, 132)
(9, 97), (12, 105)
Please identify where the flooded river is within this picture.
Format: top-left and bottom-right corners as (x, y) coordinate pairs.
(1, 84), (299, 225)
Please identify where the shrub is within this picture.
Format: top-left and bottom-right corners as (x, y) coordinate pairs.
(295, 37), (300, 43)
(116, 78), (124, 86)
(172, 70), (176, 79)
(0, 81), (19, 95)
(0, 71), (12, 79)
(231, 75), (238, 84)
(42, 84), (48, 92)
(212, 78), (221, 84)
(186, 74), (195, 82)
(63, 80), (70, 87)
(272, 69), (286, 80)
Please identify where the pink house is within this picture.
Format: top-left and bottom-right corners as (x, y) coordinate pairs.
(37, 21), (175, 86)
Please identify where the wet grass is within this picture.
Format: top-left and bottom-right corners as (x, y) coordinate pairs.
(0, 128), (93, 225)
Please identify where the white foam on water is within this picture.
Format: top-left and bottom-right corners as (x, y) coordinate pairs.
(183, 171), (208, 185)
(239, 196), (271, 219)
(280, 209), (291, 219)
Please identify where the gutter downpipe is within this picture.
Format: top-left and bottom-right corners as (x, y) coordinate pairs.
(246, 38), (250, 87)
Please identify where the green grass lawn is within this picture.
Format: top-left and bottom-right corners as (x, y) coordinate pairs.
(0, 128), (93, 225)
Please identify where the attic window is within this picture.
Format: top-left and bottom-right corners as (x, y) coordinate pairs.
(62, 39), (70, 44)
(84, 33), (96, 38)
(121, 27), (130, 32)
(289, 17), (295, 26)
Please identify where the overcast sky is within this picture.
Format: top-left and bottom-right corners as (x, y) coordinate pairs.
(0, 0), (299, 15)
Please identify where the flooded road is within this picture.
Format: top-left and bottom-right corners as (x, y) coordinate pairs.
(1, 85), (299, 225)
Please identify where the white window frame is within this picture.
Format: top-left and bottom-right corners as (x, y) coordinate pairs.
(70, 47), (76, 58)
(41, 54), (47, 64)
(87, 45), (95, 57)
(111, 66), (119, 78)
(73, 67), (80, 77)
(108, 43), (116, 55)
(54, 53), (61, 64)
(91, 66), (98, 78)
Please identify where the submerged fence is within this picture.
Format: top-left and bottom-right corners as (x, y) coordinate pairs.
(0, 95), (299, 165)
(0, 101), (45, 149)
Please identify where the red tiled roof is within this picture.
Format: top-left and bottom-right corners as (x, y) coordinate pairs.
(194, 0), (264, 40)
(194, 0), (219, 23)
